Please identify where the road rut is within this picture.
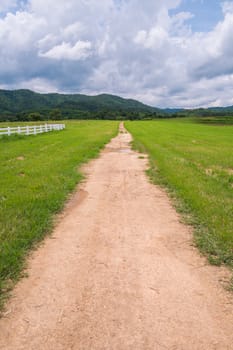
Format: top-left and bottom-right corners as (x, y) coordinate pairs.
(0, 124), (233, 349)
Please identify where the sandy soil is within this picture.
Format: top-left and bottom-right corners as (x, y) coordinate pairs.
(0, 124), (233, 350)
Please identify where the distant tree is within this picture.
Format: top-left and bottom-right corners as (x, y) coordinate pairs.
(28, 112), (42, 121)
(49, 108), (62, 120)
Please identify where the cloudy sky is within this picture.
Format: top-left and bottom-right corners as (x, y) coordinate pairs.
(0, 0), (233, 108)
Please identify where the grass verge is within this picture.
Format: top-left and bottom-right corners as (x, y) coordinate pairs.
(0, 120), (119, 309)
(126, 119), (233, 287)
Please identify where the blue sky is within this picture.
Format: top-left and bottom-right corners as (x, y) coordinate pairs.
(0, 0), (233, 108)
(171, 0), (223, 32)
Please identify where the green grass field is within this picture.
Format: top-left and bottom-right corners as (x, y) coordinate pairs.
(126, 119), (233, 274)
(0, 120), (119, 306)
(194, 116), (233, 125)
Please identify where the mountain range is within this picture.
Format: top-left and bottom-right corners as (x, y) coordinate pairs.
(0, 89), (233, 121)
(0, 89), (159, 115)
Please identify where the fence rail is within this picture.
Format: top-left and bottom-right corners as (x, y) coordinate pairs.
(0, 124), (65, 136)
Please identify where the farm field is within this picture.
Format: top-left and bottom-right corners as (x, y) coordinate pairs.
(194, 116), (233, 125)
(0, 120), (119, 305)
(1, 122), (233, 349)
(126, 119), (233, 271)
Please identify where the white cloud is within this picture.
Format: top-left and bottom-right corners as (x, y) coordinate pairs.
(0, 11), (46, 49)
(134, 27), (168, 49)
(40, 41), (92, 60)
(5, 77), (59, 93)
(0, 0), (233, 107)
(222, 1), (233, 14)
(0, 0), (17, 13)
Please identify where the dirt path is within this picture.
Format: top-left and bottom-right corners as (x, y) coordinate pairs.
(0, 124), (233, 350)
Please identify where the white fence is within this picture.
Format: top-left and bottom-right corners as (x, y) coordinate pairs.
(0, 124), (65, 136)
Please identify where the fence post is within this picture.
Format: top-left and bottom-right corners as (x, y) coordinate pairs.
(7, 127), (11, 136)
(34, 126), (36, 135)
(45, 124), (48, 132)
(17, 126), (21, 134)
(26, 126), (29, 135)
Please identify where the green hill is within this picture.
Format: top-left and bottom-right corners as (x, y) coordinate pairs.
(0, 89), (160, 121)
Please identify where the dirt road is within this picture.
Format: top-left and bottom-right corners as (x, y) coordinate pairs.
(0, 124), (233, 349)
